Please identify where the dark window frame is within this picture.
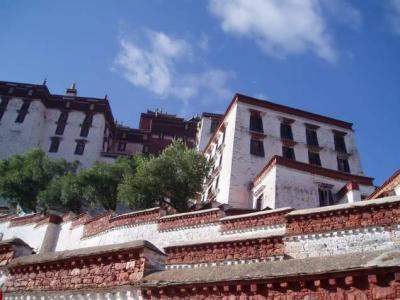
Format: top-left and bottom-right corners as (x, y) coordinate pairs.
(280, 123), (293, 140)
(250, 139), (265, 157)
(334, 134), (347, 153)
(0, 97), (10, 122)
(306, 128), (319, 146)
(249, 111), (264, 133)
(337, 157), (350, 173)
(15, 100), (30, 123)
(210, 119), (219, 133)
(256, 194), (263, 210)
(282, 146), (296, 160)
(49, 137), (61, 153)
(308, 151), (321, 166)
(318, 187), (334, 207)
(74, 140), (86, 155)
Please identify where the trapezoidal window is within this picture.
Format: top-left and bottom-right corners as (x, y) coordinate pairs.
(15, 100), (30, 123)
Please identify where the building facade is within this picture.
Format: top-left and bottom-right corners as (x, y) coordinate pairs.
(0, 81), (199, 169)
(200, 94), (375, 210)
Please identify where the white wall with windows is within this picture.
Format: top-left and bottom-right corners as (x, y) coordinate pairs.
(200, 97), (371, 210)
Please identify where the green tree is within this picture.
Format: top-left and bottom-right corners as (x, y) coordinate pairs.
(39, 155), (139, 212)
(78, 157), (135, 211)
(37, 173), (83, 214)
(118, 140), (211, 212)
(0, 149), (77, 212)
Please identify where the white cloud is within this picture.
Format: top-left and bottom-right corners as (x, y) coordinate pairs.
(388, 0), (400, 33)
(114, 30), (231, 102)
(208, 0), (338, 61)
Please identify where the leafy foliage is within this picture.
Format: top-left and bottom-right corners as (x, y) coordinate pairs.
(118, 140), (211, 212)
(0, 149), (77, 212)
(0, 142), (210, 214)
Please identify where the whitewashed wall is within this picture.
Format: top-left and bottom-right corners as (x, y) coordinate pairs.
(285, 226), (400, 259)
(0, 97), (108, 169)
(227, 101), (366, 209)
(274, 165), (374, 209)
(204, 106), (237, 206)
(4, 287), (141, 300)
(54, 222), (85, 252)
(1, 223), (49, 253)
(0, 98), (46, 160)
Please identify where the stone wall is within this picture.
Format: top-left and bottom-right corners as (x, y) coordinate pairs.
(2, 196), (400, 264)
(165, 235), (284, 266)
(5, 241), (164, 293)
(285, 196), (400, 258)
(143, 271), (400, 300)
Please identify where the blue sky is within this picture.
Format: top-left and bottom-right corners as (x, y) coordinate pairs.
(0, 0), (399, 185)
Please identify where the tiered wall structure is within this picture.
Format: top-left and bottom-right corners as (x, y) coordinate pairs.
(0, 196), (400, 298)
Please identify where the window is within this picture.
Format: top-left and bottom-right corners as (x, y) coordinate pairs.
(49, 137), (60, 153)
(250, 139), (265, 157)
(15, 100), (30, 123)
(0, 97), (9, 121)
(306, 128), (319, 146)
(282, 146), (295, 160)
(256, 194), (263, 210)
(318, 188), (334, 207)
(80, 113), (93, 137)
(249, 111), (263, 132)
(118, 142), (127, 151)
(58, 111), (69, 123)
(55, 111), (69, 135)
(334, 134), (347, 153)
(337, 157), (350, 173)
(221, 130), (226, 144)
(219, 154), (223, 166)
(74, 140), (86, 155)
(215, 176), (220, 189)
(210, 119), (219, 133)
(308, 151), (321, 166)
(80, 125), (90, 137)
(280, 123), (293, 140)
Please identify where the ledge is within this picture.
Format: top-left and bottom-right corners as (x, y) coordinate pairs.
(142, 249), (399, 287)
(158, 208), (222, 231)
(286, 195), (400, 235)
(253, 155), (374, 186)
(8, 240), (164, 268)
(287, 195), (400, 217)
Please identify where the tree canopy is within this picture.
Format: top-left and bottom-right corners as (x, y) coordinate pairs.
(0, 149), (77, 212)
(118, 140), (211, 212)
(0, 141), (211, 214)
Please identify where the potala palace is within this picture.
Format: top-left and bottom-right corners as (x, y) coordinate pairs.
(0, 80), (399, 299)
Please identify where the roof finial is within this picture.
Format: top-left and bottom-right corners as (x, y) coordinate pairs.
(65, 82), (77, 96)
(42, 78), (47, 86)
(104, 94), (108, 100)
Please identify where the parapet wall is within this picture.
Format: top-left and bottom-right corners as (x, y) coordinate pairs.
(1, 196), (400, 261)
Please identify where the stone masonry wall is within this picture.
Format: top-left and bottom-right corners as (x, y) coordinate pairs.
(6, 249), (147, 292)
(143, 271), (400, 300)
(165, 235), (284, 265)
